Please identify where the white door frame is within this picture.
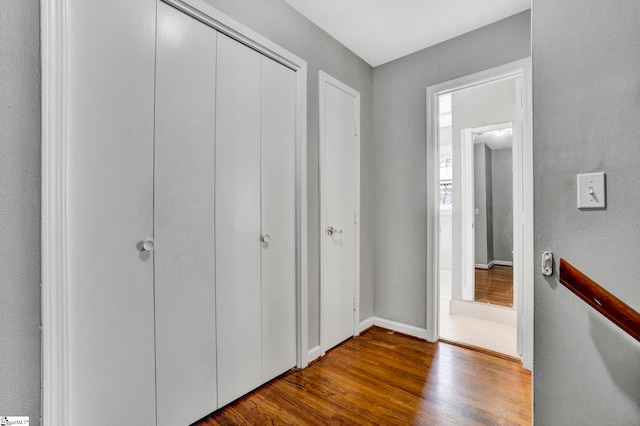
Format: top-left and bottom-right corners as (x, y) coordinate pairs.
(41, 1), (308, 424)
(318, 71), (360, 355)
(426, 58), (533, 370)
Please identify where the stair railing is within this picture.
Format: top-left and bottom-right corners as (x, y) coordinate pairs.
(559, 259), (640, 343)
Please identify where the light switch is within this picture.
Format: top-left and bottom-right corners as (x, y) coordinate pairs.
(577, 172), (606, 209)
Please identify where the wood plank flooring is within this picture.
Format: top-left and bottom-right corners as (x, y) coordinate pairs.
(474, 265), (513, 307)
(196, 326), (531, 425)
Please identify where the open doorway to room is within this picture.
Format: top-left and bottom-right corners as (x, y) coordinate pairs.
(426, 59), (533, 369)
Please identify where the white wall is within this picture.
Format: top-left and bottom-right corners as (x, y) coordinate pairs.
(449, 78), (516, 300)
(533, 0), (640, 423)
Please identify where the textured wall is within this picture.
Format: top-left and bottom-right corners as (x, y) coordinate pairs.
(203, 0), (375, 343)
(473, 143), (492, 267)
(373, 8), (529, 327)
(491, 148), (513, 263)
(533, 0), (640, 423)
(0, 0), (41, 423)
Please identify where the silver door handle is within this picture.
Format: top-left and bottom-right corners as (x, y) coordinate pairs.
(139, 239), (154, 252)
(327, 226), (343, 236)
(261, 234), (270, 243)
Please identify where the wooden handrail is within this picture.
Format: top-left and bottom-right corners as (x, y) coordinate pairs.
(559, 259), (640, 343)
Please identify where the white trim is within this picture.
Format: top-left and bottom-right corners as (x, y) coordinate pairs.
(41, 0), (69, 425)
(42, 2), (309, 424)
(318, 71), (361, 354)
(425, 58), (534, 370)
(474, 262), (495, 270)
(373, 317), (428, 340)
(359, 316), (375, 333)
(307, 346), (322, 363)
(161, 0), (304, 71)
(296, 65), (309, 369)
(476, 261), (514, 268)
(460, 127), (475, 301)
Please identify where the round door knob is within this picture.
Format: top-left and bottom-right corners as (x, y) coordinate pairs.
(327, 226), (343, 236)
(261, 234), (270, 243)
(140, 239), (154, 252)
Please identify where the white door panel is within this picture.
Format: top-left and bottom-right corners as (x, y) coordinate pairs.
(320, 75), (360, 352)
(260, 56), (297, 382)
(154, 4), (217, 425)
(66, 0), (157, 424)
(215, 33), (263, 407)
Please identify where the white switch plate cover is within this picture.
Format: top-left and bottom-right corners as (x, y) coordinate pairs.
(577, 172), (606, 209)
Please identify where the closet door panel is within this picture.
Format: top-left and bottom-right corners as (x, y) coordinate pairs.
(66, 0), (157, 423)
(260, 56), (297, 382)
(215, 33), (263, 407)
(154, 3), (218, 425)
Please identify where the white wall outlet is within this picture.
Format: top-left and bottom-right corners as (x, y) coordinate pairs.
(577, 172), (606, 209)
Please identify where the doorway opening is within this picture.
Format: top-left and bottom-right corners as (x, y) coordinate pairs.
(426, 59), (533, 370)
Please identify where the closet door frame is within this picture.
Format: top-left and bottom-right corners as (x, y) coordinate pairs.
(41, 0), (309, 424)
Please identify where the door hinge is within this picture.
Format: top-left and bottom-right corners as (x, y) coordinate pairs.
(353, 210), (358, 224)
(353, 297), (357, 311)
(353, 122), (358, 137)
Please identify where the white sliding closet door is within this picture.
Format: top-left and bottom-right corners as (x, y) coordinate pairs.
(215, 33), (263, 407)
(261, 56), (297, 382)
(154, 3), (218, 426)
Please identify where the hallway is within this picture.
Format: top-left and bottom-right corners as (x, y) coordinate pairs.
(198, 327), (531, 425)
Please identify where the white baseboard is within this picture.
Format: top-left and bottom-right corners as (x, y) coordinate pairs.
(493, 260), (513, 266)
(307, 345), (322, 363)
(313, 317), (427, 360)
(475, 261), (494, 269)
(372, 317), (427, 340)
(359, 316), (374, 333)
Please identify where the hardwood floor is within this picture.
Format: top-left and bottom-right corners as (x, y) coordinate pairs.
(474, 265), (513, 307)
(196, 326), (531, 425)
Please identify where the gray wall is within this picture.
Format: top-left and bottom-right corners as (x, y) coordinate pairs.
(473, 143), (493, 267)
(373, 10), (531, 327)
(491, 147), (512, 262)
(1, 0), (373, 421)
(533, 0), (640, 423)
(0, 0), (41, 423)
(203, 0), (374, 346)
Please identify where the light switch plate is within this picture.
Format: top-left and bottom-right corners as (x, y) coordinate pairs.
(577, 172), (606, 209)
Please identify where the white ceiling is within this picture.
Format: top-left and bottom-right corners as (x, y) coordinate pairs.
(474, 129), (513, 150)
(283, 0), (531, 67)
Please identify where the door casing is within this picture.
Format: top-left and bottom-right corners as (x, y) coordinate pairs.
(426, 58), (533, 371)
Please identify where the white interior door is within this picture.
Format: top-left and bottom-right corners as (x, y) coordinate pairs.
(215, 32), (263, 407)
(154, 3), (217, 425)
(65, 0), (157, 423)
(320, 72), (360, 353)
(260, 56), (297, 382)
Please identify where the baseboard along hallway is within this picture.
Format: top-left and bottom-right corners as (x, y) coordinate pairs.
(197, 326), (531, 425)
